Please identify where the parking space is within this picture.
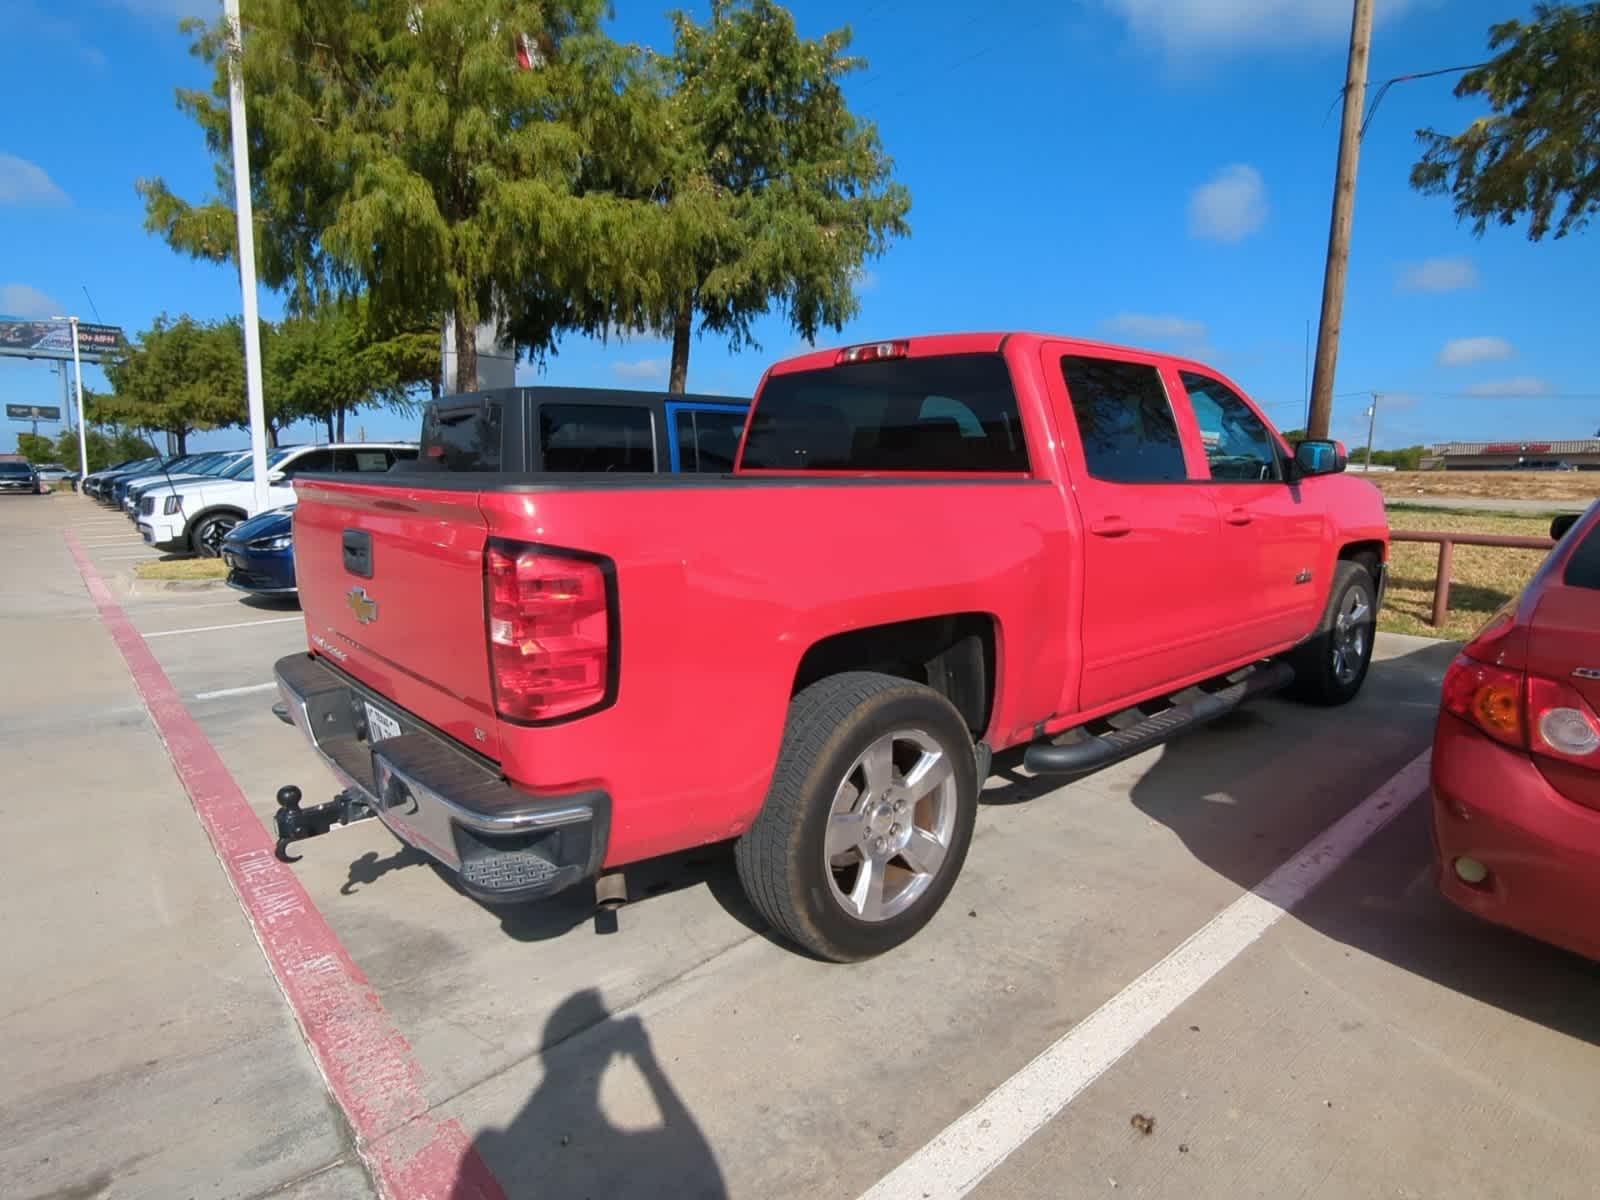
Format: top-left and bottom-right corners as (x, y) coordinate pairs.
(6, 495), (1597, 1200)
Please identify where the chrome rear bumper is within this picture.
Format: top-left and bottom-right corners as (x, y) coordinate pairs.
(273, 652), (607, 902)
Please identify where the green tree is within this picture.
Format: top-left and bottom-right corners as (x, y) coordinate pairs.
(139, 0), (670, 393)
(16, 432), (56, 464)
(102, 315), (246, 453)
(265, 303), (440, 442)
(649, 1), (911, 391)
(1412, 3), (1600, 240)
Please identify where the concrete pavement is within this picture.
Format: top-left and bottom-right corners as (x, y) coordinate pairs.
(4, 492), (1596, 1200)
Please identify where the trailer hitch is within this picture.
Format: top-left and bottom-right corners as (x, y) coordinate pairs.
(274, 785), (376, 862)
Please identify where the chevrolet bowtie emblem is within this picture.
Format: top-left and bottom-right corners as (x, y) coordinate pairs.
(345, 586), (379, 625)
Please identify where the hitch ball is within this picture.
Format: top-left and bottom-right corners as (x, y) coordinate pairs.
(276, 785), (303, 812)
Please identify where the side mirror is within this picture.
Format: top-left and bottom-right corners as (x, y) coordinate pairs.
(1551, 513), (1579, 541)
(1293, 439), (1346, 478)
(266, 469), (287, 484)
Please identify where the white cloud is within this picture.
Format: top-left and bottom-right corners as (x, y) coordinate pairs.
(1102, 313), (1208, 342)
(1397, 257), (1478, 293)
(1188, 165), (1266, 242)
(0, 283), (62, 319)
(1102, 0), (1420, 50)
(0, 154), (68, 207)
(1437, 336), (1514, 367)
(612, 358), (669, 381)
(1463, 376), (1549, 397)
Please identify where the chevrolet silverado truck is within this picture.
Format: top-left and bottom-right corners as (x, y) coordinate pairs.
(272, 334), (1388, 960)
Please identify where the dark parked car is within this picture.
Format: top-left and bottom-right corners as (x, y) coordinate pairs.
(221, 507), (297, 597)
(0, 460), (45, 495)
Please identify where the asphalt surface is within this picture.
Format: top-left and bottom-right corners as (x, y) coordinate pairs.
(4, 493), (1597, 1200)
(1385, 494), (1593, 515)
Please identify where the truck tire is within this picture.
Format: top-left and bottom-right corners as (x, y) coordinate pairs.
(735, 672), (979, 962)
(1284, 561), (1376, 706)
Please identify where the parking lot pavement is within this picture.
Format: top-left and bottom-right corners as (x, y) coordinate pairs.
(8, 495), (1597, 1200)
(1, 499), (371, 1200)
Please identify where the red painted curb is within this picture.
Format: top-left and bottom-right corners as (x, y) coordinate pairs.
(65, 531), (505, 1200)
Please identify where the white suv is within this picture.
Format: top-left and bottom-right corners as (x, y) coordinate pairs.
(137, 443), (418, 556)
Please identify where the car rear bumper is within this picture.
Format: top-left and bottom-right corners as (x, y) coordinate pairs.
(274, 652), (608, 903)
(1431, 713), (1600, 961)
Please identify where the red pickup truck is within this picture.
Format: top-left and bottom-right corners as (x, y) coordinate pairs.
(273, 334), (1388, 960)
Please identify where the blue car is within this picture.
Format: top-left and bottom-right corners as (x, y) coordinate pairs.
(220, 506), (297, 597)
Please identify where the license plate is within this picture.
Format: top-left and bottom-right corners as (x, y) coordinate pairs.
(364, 702), (402, 743)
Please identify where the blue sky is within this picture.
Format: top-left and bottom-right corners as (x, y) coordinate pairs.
(3, 0), (1598, 454)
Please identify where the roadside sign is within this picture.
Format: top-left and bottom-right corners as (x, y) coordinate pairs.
(6, 403), (62, 421)
(0, 320), (125, 364)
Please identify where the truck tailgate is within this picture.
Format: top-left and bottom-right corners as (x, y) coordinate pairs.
(293, 479), (502, 761)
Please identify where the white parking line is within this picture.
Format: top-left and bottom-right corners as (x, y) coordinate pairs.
(858, 749), (1434, 1200)
(195, 682), (278, 701)
(144, 616), (303, 638)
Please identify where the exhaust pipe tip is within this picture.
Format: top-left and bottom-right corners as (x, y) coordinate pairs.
(594, 870), (627, 911)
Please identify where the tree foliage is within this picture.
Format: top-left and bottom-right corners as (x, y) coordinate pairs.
(18, 426), (154, 473)
(139, 0), (673, 392)
(1412, 3), (1600, 240)
(652, 0), (911, 391)
(265, 303), (439, 441)
(102, 315), (246, 453)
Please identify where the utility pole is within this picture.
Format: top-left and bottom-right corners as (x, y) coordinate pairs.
(224, 0), (271, 515)
(1364, 393), (1379, 468)
(1307, 0), (1375, 441)
(69, 317), (87, 479)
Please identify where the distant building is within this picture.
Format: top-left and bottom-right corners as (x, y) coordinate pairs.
(1431, 439), (1600, 471)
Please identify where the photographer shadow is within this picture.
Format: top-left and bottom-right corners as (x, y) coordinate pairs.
(453, 988), (726, 1200)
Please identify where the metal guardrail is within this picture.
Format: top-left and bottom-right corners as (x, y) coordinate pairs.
(1390, 529), (1556, 627)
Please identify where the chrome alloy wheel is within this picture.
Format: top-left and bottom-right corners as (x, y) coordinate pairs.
(823, 728), (958, 922)
(1331, 585), (1372, 685)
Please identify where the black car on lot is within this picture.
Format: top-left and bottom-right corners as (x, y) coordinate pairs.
(0, 460), (44, 495)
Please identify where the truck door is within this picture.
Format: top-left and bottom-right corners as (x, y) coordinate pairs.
(1044, 345), (1227, 712)
(1176, 369), (1324, 650)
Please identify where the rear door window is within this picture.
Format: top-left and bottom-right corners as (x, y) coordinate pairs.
(740, 354), (1027, 472)
(333, 448), (406, 473)
(539, 404), (655, 472)
(279, 449), (335, 478)
(1566, 520), (1600, 590)
(673, 407), (747, 473)
(1060, 355), (1187, 483)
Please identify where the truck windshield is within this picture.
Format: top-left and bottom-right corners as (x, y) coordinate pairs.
(740, 353), (1028, 473)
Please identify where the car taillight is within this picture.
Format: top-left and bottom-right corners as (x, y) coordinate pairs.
(1527, 676), (1600, 765)
(485, 540), (614, 723)
(836, 340), (909, 365)
(1441, 654), (1524, 748)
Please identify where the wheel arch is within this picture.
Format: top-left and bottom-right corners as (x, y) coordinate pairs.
(790, 613), (999, 739)
(183, 504), (249, 543)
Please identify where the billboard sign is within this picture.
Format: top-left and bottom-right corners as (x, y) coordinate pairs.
(6, 404), (62, 421)
(0, 319), (125, 363)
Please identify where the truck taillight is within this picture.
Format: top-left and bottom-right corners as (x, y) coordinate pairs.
(485, 540), (615, 723)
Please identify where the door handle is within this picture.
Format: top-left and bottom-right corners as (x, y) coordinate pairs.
(1224, 509), (1253, 526)
(1089, 516), (1132, 538)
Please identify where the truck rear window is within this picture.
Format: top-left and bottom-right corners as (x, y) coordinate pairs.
(740, 354), (1028, 473)
(422, 398), (502, 472)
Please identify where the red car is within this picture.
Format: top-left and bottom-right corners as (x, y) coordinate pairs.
(1432, 501), (1600, 960)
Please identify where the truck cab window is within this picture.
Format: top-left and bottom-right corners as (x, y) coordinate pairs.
(676, 408), (747, 473)
(740, 354), (1027, 472)
(1181, 372), (1282, 483)
(1060, 356), (1186, 483)
(540, 404), (655, 472)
